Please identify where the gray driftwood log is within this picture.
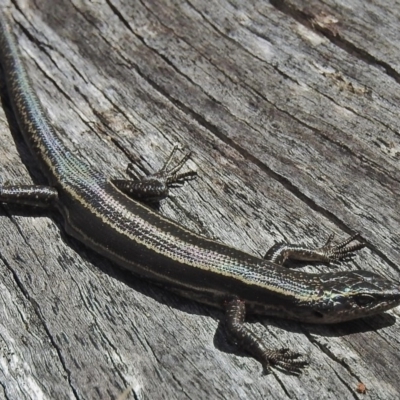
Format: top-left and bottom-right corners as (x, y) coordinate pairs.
(0, 0), (399, 399)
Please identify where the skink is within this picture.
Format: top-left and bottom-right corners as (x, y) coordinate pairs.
(1, 12), (399, 373)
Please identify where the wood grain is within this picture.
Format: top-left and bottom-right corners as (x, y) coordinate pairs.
(0, 0), (399, 398)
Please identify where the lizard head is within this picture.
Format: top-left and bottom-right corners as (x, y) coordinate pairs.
(302, 270), (400, 323)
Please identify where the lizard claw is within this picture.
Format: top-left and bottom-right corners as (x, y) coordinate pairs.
(319, 233), (365, 262)
(147, 145), (197, 188)
(261, 348), (308, 374)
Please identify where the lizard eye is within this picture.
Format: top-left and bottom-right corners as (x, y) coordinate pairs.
(355, 294), (375, 307)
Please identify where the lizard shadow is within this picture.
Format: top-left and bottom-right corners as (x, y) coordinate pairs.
(212, 311), (396, 375)
(213, 311), (396, 349)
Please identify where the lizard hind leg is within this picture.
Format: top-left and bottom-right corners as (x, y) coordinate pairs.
(112, 145), (197, 203)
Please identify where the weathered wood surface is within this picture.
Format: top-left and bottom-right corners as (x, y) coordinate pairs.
(0, 0), (399, 399)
